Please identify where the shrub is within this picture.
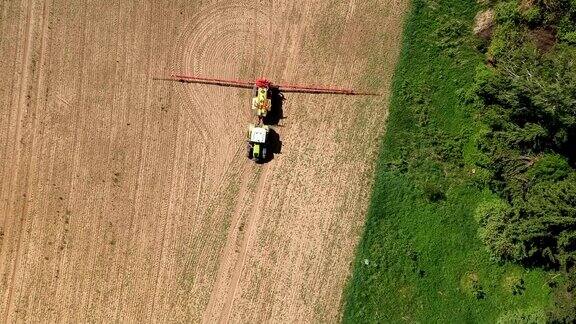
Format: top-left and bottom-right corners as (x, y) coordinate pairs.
(423, 182), (446, 202)
(522, 6), (542, 25)
(475, 199), (525, 261)
(560, 31), (576, 44)
(526, 154), (570, 183)
(494, 1), (520, 24)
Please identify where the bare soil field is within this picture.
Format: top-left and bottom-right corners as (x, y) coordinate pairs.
(0, 0), (406, 322)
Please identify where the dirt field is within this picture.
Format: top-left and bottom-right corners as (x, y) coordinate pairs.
(0, 0), (406, 322)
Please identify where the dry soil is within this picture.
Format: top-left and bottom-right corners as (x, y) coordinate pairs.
(0, 0), (407, 322)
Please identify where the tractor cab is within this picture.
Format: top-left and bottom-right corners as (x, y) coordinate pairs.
(247, 123), (269, 162)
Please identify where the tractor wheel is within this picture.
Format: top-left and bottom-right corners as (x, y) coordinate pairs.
(262, 147), (268, 160)
(252, 85), (257, 97)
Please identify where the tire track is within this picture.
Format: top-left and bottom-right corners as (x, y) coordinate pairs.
(177, 4), (253, 214)
(201, 163), (271, 323)
(2, 0), (35, 320)
(13, 0), (53, 318)
(172, 3), (279, 321)
(159, 3), (272, 320)
(220, 164), (271, 323)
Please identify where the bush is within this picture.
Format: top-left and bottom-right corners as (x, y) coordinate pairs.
(526, 154), (571, 183)
(423, 182), (446, 202)
(475, 199), (525, 261)
(472, 2), (576, 267)
(486, 22), (526, 61)
(435, 18), (469, 56)
(560, 31), (576, 44)
(522, 6), (542, 25)
(495, 1), (520, 24)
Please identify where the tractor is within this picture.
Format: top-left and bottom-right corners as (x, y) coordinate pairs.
(155, 75), (378, 163)
(246, 123), (269, 162)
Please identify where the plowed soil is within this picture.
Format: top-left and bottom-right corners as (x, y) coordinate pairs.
(0, 0), (406, 322)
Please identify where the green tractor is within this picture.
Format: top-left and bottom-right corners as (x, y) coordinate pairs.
(247, 123), (269, 162)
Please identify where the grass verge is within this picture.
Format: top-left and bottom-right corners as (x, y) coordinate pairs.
(343, 0), (553, 322)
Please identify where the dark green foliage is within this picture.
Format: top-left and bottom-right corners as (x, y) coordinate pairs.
(468, 0), (576, 319)
(522, 6), (543, 26)
(472, 0), (576, 271)
(476, 175), (576, 268)
(475, 199), (523, 261)
(526, 153), (571, 182)
(560, 31), (576, 44)
(343, 0), (552, 322)
(435, 18), (469, 56)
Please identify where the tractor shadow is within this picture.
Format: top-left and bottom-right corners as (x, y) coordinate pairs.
(263, 87), (285, 126)
(257, 128), (282, 164)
